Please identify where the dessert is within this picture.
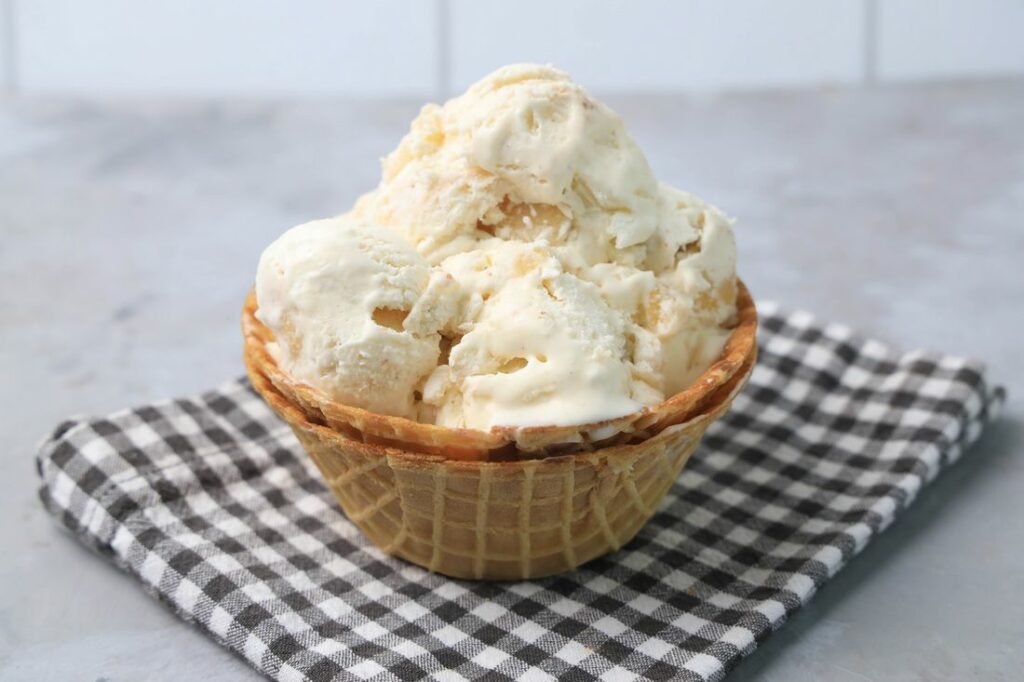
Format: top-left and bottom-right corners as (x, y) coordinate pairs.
(255, 217), (459, 420)
(243, 64), (757, 579)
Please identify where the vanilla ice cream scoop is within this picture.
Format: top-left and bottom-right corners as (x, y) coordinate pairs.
(355, 64), (662, 265)
(420, 239), (661, 429)
(256, 63), (739, 432)
(255, 216), (459, 418)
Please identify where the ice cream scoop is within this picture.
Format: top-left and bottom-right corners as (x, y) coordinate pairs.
(254, 216), (459, 419)
(355, 63), (663, 265)
(420, 239), (662, 429)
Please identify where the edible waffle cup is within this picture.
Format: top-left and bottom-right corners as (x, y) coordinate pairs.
(243, 283), (757, 580)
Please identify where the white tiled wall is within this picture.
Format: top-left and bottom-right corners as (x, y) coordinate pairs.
(449, 0), (864, 92)
(1, 0), (12, 92)
(878, 0), (1024, 81)
(14, 0), (437, 96)
(3, 0), (1023, 98)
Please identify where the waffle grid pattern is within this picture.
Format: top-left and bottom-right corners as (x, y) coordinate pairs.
(296, 423), (703, 580)
(36, 304), (1003, 682)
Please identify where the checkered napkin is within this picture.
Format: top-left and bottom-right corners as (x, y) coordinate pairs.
(36, 303), (1003, 682)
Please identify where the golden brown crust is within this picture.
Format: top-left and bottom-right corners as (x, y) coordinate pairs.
(242, 280), (757, 460)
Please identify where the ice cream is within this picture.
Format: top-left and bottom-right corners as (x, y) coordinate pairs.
(354, 63), (663, 265)
(419, 239), (660, 428)
(255, 64), (738, 431)
(254, 216), (460, 419)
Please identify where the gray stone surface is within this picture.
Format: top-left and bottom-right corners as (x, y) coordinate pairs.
(1, 81), (1021, 681)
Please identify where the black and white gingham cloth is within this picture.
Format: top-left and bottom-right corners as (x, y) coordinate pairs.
(36, 303), (1004, 682)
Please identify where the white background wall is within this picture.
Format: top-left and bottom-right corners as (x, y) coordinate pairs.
(1, 0), (1023, 98)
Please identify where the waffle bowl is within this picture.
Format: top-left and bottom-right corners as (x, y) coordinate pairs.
(243, 282), (757, 579)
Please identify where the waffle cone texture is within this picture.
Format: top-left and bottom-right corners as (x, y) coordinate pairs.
(243, 283), (758, 580)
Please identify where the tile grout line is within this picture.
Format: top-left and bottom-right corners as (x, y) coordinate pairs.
(863, 0), (878, 86)
(1, 0), (16, 94)
(435, 0), (450, 101)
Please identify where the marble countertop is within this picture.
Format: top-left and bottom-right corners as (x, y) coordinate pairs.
(1, 81), (1021, 681)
